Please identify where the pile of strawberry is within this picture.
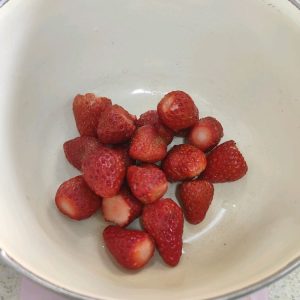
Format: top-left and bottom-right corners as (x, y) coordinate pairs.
(55, 91), (248, 270)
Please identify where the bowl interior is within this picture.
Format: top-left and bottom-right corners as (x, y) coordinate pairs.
(0, 0), (300, 299)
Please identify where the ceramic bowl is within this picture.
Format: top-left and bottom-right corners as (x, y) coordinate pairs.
(0, 0), (299, 299)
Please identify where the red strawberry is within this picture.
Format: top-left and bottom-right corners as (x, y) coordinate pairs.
(82, 147), (126, 198)
(179, 180), (214, 224)
(102, 187), (142, 227)
(157, 91), (199, 132)
(103, 226), (155, 270)
(73, 93), (112, 137)
(137, 110), (174, 144)
(127, 165), (168, 204)
(63, 136), (103, 171)
(201, 140), (248, 183)
(187, 117), (224, 152)
(162, 144), (207, 181)
(97, 105), (136, 144)
(142, 198), (183, 266)
(113, 144), (133, 168)
(55, 176), (101, 220)
(129, 125), (167, 163)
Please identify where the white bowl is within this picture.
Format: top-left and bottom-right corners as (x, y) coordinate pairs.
(0, 0), (300, 299)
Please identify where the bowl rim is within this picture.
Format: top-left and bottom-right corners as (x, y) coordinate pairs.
(290, 0), (300, 9)
(0, 0), (299, 299)
(1, 248), (299, 300)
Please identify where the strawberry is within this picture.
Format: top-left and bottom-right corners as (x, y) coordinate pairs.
(142, 198), (183, 266)
(179, 180), (214, 224)
(63, 136), (103, 171)
(162, 144), (207, 181)
(201, 140), (248, 183)
(127, 165), (168, 204)
(102, 187), (142, 227)
(157, 91), (199, 132)
(103, 226), (155, 270)
(82, 146), (126, 198)
(55, 176), (101, 220)
(136, 110), (174, 144)
(113, 144), (133, 168)
(73, 93), (112, 137)
(97, 104), (136, 144)
(187, 117), (223, 152)
(129, 125), (167, 163)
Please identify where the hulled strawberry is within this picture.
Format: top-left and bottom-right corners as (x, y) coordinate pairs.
(82, 147), (126, 198)
(127, 165), (168, 204)
(187, 117), (223, 152)
(103, 226), (155, 270)
(102, 187), (142, 227)
(162, 144), (207, 181)
(179, 180), (214, 224)
(129, 125), (167, 163)
(97, 105), (136, 144)
(201, 140), (248, 183)
(157, 91), (199, 132)
(142, 198), (183, 266)
(55, 176), (101, 220)
(73, 93), (112, 136)
(63, 136), (103, 171)
(137, 110), (174, 144)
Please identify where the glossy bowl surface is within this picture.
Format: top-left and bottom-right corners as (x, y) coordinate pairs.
(0, 1), (300, 299)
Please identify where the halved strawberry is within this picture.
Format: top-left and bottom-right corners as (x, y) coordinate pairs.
(187, 117), (223, 152)
(63, 136), (103, 171)
(73, 93), (112, 137)
(55, 176), (101, 220)
(179, 180), (214, 224)
(142, 198), (183, 266)
(137, 110), (174, 144)
(102, 187), (142, 227)
(97, 105), (136, 144)
(82, 146), (126, 198)
(162, 144), (207, 181)
(157, 91), (199, 132)
(129, 125), (167, 163)
(103, 226), (155, 270)
(201, 140), (248, 183)
(127, 165), (168, 204)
